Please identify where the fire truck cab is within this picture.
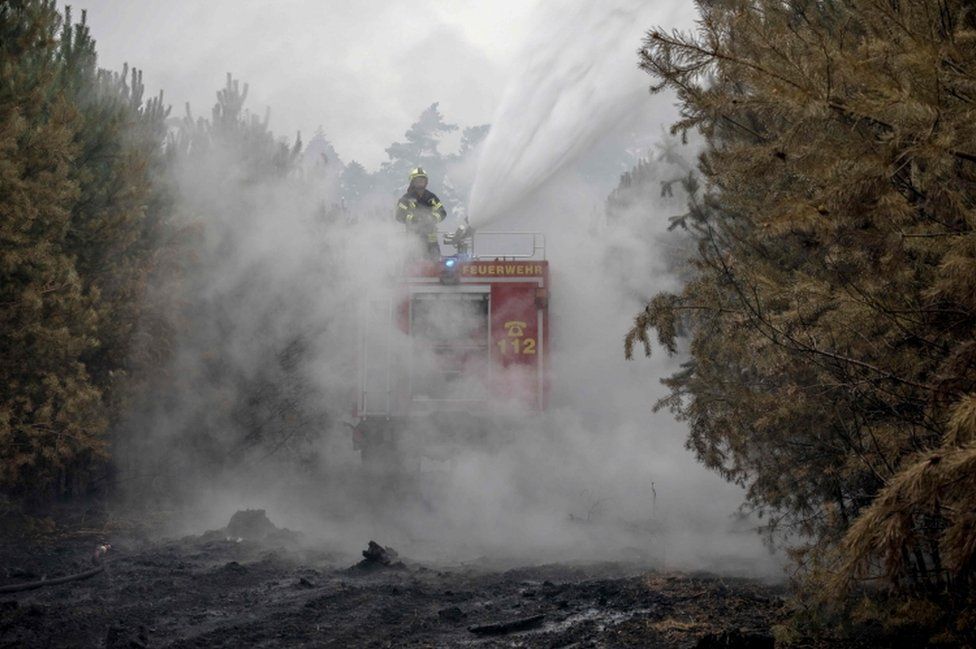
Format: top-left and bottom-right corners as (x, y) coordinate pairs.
(353, 230), (550, 463)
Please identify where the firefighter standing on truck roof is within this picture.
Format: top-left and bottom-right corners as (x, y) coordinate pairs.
(396, 167), (447, 260)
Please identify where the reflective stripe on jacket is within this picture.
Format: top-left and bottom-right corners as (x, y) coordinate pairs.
(395, 188), (447, 224)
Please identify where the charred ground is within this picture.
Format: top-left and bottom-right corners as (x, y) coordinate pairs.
(0, 511), (791, 648)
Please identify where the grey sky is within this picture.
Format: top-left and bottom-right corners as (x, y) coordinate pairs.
(74, 1), (540, 168)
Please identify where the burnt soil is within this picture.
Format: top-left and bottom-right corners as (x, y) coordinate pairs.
(1, 526), (787, 648)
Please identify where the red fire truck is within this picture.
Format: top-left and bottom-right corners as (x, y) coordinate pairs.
(352, 229), (550, 464)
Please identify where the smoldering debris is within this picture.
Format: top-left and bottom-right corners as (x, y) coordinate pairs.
(200, 509), (301, 545)
(225, 509), (278, 540)
(352, 540), (405, 571)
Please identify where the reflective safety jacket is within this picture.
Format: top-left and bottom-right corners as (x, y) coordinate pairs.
(395, 189), (447, 225)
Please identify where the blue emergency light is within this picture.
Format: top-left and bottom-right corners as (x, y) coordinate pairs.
(440, 256), (460, 284)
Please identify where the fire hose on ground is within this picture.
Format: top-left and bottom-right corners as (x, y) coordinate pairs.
(0, 544), (110, 594)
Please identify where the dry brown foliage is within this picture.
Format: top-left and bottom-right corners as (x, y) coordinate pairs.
(632, 0), (976, 641)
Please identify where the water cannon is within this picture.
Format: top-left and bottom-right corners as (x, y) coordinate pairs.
(443, 221), (475, 256)
(439, 221), (473, 285)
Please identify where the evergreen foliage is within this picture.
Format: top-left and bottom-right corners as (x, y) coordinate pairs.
(329, 104), (488, 219)
(116, 72), (331, 500)
(630, 0), (976, 640)
(58, 9), (172, 443)
(458, 124), (490, 157)
(381, 101), (457, 185)
(377, 102), (481, 217)
(340, 160), (374, 206)
(0, 1), (169, 502)
(0, 1), (487, 505)
(303, 127), (342, 169)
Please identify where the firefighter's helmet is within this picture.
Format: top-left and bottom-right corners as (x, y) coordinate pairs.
(409, 167), (428, 183)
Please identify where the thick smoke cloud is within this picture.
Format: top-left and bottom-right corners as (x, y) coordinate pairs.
(116, 2), (780, 578)
(125, 150), (778, 579)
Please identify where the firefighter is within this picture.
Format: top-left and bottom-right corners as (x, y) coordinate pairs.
(396, 167), (447, 259)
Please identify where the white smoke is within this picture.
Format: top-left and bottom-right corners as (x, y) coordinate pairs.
(118, 2), (782, 579)
(135, 147), (779, 576)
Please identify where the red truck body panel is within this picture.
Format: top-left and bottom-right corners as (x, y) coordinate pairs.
(356, 258), (550, 422)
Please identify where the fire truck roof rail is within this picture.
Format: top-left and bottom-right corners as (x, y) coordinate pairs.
(470, 231), (546, 260)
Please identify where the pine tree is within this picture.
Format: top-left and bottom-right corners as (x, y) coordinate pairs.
(0, 1), (103, 499)
(335, 110), (486, 218)
(380, 102), (457, 195)
(303, 126), (341, 169)
(118, 74), (323, 501)
(340, 160), (374, 208)
(629, 0), (976, 640)
(0, 2), (174, 503)
(57, 8), (172, 439)
(457, 124), (489, 157)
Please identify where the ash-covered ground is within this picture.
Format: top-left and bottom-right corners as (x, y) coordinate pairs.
(0, 510), (791, 648)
